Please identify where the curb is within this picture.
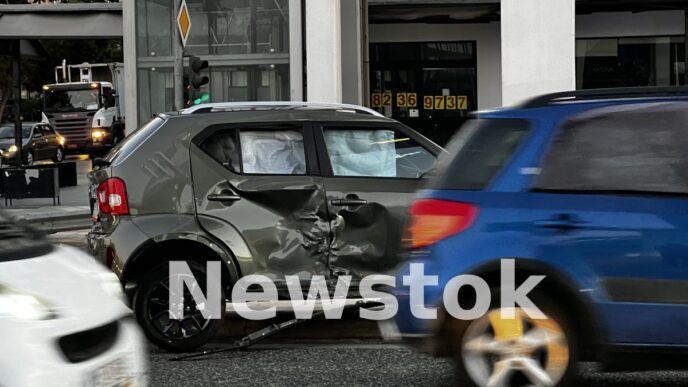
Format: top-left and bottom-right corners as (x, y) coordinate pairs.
(6, 206), (91, 233)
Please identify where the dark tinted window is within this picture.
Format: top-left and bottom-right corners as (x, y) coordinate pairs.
(40, 125), (55, 136)
(202, 129), (241, 173)
(429, 119), (530, 190)
(535, 103), (688, 195)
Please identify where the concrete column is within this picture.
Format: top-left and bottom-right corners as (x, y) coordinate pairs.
(340, 0), (363, 105)
(501, 0), (575, 106)
(305, 0), (342, 103)
(122, 0), (138, 132)
(288, 0), (304, 101)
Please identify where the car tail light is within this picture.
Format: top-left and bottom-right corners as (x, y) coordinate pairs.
(405, 199), (478, 249)
(97, 178), (129, 216)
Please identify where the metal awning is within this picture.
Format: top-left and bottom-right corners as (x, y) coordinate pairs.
(369, 0), (688, 23)
(0, 3), (122, 39)
(369, 2), (499, 23)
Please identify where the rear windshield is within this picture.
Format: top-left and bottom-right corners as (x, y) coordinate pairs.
(428, 118), (530, 190)
(104, 116), (165, 165)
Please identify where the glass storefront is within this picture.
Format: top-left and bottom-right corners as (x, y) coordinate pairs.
(577, 37), (686, 89)
(185, 0), (289, 56)
(135, 0), (290, 123)
(370, 42), (477, 146)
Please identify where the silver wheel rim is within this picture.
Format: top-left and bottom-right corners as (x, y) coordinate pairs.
(462, 308), (569, 387)
(26, 152), (33, 165)
(56, 148), (63, 161)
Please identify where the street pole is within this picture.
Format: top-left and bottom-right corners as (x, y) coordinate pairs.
(12, 40), (22, 168)
(173, 0), (184, 111)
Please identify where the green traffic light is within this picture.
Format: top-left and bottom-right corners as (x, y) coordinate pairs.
(193, 92), (210, 105)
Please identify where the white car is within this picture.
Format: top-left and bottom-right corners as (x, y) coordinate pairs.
(0, 216), (147, 387)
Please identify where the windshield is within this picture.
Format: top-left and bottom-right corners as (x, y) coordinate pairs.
(0, 125), (31, 140)
(44, 88), (100, 112)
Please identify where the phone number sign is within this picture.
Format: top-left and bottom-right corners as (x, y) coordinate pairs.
(371, 93), (467, 110)
(423, 95), (468, 110)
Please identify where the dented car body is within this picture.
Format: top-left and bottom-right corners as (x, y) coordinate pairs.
(87, 103), (442, 351)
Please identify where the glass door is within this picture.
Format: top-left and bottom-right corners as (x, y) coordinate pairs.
(370, 42), (477, 146)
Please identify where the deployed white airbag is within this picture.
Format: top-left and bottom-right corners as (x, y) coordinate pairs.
(324, 130), (397, 177)
(240, 130), (306, 174)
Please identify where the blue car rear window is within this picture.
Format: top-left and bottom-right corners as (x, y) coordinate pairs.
(428, 118), (530, 190)
(534, 101), (688, 196)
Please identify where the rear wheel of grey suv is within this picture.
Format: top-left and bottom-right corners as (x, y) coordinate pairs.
(134, 261), (226, 352)
(447, 290), (579, 387)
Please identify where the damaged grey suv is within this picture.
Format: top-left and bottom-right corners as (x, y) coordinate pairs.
(87, 102), (442, 351)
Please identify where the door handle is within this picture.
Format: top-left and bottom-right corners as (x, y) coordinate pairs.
(207, 192), (241, 202)
(330, 198), (368, 206)
(534, 214), (586, 231)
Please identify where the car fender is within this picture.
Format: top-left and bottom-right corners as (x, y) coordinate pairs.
(125, 214), (241, 286)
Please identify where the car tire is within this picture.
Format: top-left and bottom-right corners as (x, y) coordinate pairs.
(52, 147), (64, 163)
(447, 289), (579, 387)
(24, 150), (34, 166)
(133, 260), (226, 353)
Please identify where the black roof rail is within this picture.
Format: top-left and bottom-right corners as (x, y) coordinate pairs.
(521, 86), (688, 108)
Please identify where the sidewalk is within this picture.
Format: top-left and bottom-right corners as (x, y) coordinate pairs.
(1, 159), (92, 231)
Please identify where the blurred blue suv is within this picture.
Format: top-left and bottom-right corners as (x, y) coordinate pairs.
(387, 87), (688, 386)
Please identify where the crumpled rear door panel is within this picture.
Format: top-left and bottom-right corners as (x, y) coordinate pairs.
(323, 178), (419, 279)
(189, 141), (330, 284)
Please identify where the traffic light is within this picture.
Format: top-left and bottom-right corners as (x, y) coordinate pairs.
(187, 56), (209, 106)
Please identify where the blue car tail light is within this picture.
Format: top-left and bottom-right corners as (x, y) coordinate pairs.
(404, 199), (478, 249)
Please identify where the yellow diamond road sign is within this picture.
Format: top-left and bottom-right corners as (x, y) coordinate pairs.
(177, 0), (191, 47)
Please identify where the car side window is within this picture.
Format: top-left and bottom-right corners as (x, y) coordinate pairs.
(200, 128), (307, 175)
(534, 104), (688, 195)
(201, 129), (241, 173)
(40, 126), (54, 137)
(32, 128), (42, 139)
(323, 128), (436, 178)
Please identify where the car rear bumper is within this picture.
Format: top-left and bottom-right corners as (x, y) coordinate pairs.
(87, 230), (109, 266)
(63, 142), (90, 154)
(87, 217), (151, 284)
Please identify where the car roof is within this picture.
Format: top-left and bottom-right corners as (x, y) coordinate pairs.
(476, 86), (688, 120)
(167, 106), (398, 124)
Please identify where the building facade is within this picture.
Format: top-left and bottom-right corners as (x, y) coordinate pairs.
(124, 0), (688, 145)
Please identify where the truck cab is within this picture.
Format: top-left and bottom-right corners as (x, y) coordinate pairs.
(42, 62), (126, 157)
